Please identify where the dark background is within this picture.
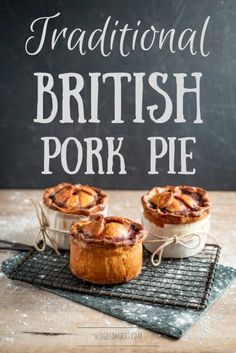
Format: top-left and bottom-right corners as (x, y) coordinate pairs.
(1, 0), (236, 190)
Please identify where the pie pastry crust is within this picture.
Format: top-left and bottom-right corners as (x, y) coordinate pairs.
(70, 215), (147, 284)
(43, 182), (107, 215)
(142, 185), (211, 227)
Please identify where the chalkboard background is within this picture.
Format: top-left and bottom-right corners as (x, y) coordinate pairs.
(1, 0), (236, 189)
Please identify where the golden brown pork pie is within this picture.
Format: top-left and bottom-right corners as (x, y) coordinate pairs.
(70, 215), (147, 284)
(42, 183), (108, 249)
(141, 186), (211, 259)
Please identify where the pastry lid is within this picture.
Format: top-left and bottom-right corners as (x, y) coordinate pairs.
(43, 183), (107, 216)
(142, 185), (211, 227)
(70, 215), (147, 248)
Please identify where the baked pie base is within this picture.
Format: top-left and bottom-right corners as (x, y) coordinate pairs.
(70, 239), (143, 284)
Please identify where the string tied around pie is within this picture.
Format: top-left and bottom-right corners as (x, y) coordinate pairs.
(30, 199), (68, 256)
(145, 231), (222, 267)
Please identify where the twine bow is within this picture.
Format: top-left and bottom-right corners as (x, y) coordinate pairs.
(30, 199), (63, 255)
(145, 231), (221, 266)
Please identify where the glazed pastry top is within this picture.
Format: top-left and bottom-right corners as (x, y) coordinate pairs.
(43, 183), (107, 215)
(70, 215), (147, 247)
(142, 185), (211, 226)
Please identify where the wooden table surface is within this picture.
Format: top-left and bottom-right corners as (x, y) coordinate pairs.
(0, 190), (236, 353)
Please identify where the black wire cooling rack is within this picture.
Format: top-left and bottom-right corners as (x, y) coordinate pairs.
(3, 244), (220, 310)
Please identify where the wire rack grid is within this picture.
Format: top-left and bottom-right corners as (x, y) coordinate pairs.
(3, 244), (221, 310)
